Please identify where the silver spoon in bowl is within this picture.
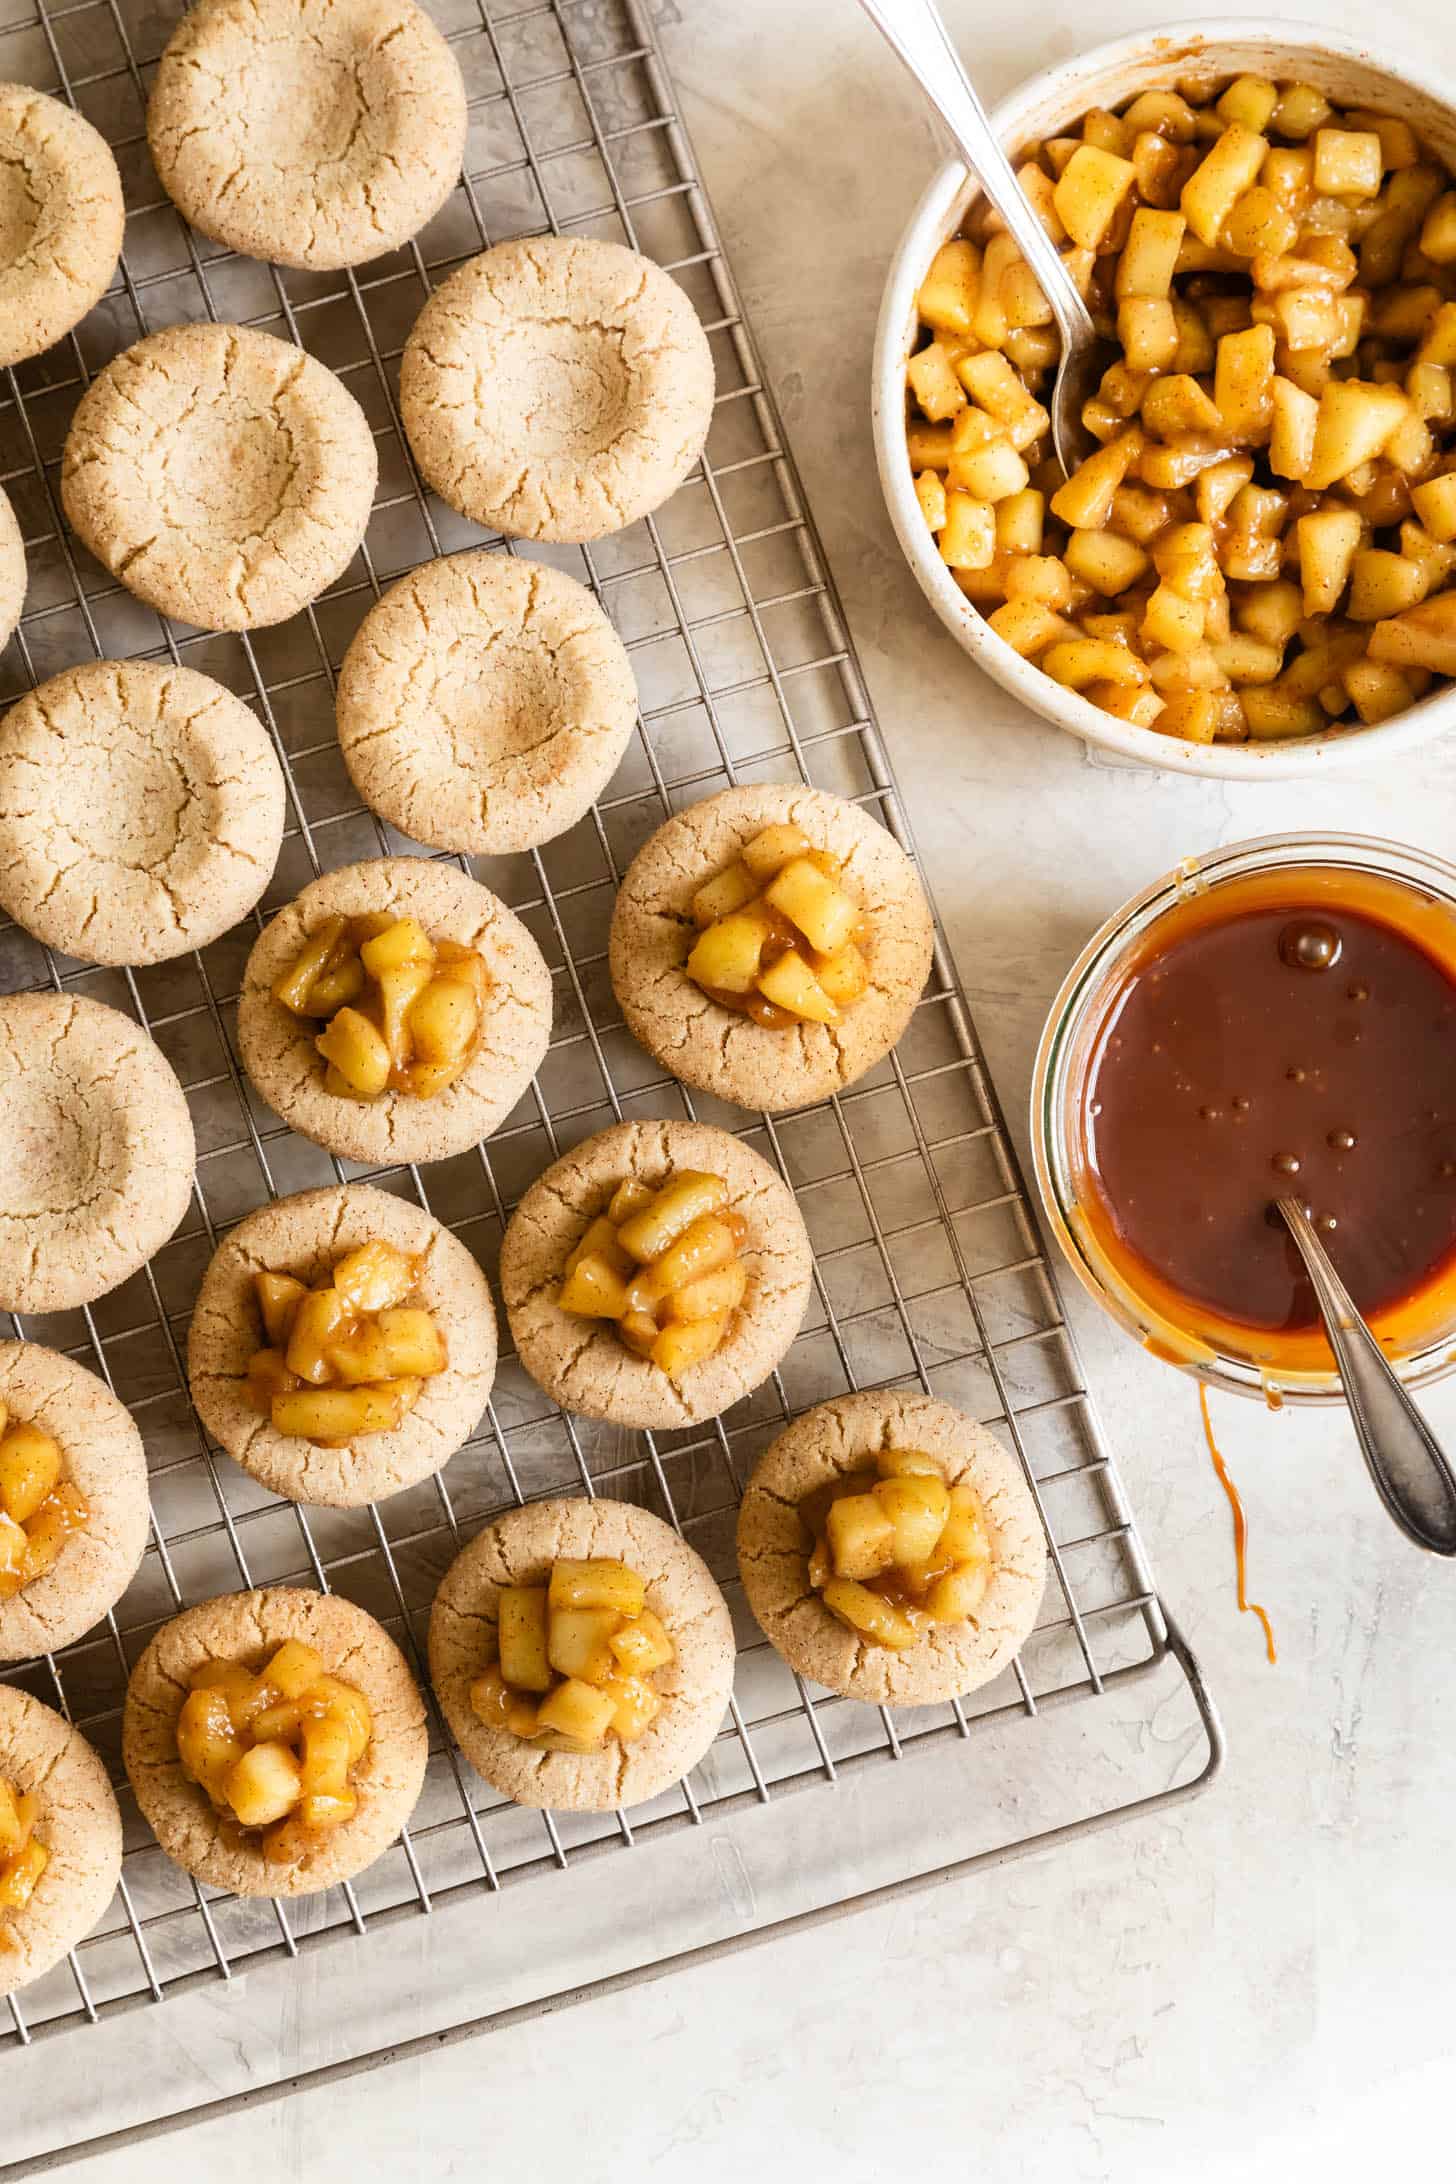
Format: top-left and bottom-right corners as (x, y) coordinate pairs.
(1276, 1197), (1456, 1556)
(857, 0), (1112, 473)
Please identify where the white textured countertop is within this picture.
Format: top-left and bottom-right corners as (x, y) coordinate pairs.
(74, 1), (1455, 2175)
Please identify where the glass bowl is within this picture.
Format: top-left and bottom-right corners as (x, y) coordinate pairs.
(1030, 832), (1456, 1403)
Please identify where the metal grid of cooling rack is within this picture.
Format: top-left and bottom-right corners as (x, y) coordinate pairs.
(0, 0), (1220, 2145)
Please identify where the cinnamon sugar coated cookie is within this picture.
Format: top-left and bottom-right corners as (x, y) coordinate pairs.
(0, 994), (196, 1317)
(430, 1498), (735, 1812)
(0, 661), (284, 966)
(0, 1687), (122, 1997)
(737, 1392), (1047, 1706)
(0, 1341), (150, 1665)
(401, 236), (715, 542)
(187, 1183), (496, 1507)
(61, 325), (377, 631)
(148, 0), (466, 272)
(0, 84), (124, 369)
(609, 784), (935, 1113)
(500, 1119), (813, 1430)
(0, 485), (24, 648)
(123, 1587), (428, 1897)
(337, 552), (638, 855)
(238, 857), (553, 1165)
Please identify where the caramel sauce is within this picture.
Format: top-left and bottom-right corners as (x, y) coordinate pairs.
(1199, 1386), (1276, 1664)
(698, 983), (798, 1031)
(1071, 866), (1456, 1373)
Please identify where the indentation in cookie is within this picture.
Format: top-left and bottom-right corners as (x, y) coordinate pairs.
(0, 84), (124, 370)
(237, 856), (553, 1167)
(0, 1340), (150, 1666)
(609, 784), (936, 1114)
(61, 324), (377, 632)
(400, 236), (715, 543)
(337, 553), (638, 855)
(147, 0), (468, 273)
(0, 159), (39, 262)
(0, 993), (196, 1317)
(0, 1685), (122, 1999)
(0, 661), (284, 966)
(0, 1071), (97, 1221)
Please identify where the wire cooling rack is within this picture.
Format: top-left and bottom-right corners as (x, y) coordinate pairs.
(0, 0), (1222, 2159)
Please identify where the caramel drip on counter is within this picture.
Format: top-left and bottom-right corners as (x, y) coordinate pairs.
(1198, 1385), (1277, 1665)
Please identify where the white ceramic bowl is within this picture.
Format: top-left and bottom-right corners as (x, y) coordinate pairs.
(872, 17), (1456, 779)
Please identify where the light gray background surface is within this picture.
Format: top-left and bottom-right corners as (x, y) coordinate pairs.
(72, 0), (1456, 2174)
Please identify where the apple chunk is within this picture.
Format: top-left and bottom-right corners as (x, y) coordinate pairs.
(826, 1493), (896, 1581)
(756, 950), (838, 1024)
(763, 858), (859, 954)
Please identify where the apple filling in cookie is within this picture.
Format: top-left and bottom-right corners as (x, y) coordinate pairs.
(0, 1777), (47, 1927)
(556, 1172), (749, 1378)
(244, 1240), (448, 1446)
(468, 1557), (674, 1753)
(805, 1453), (992, 1650)
(273, 913), (490, 1101)
(0, 1410), (90, 1602)
(176, 1638), (373, 1863)
(685, 824), (871, 1028)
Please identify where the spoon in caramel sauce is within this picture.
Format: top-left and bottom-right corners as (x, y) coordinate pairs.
(1276, 1196), (1456, 1557)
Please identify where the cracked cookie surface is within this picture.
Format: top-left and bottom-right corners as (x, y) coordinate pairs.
(337, 551), (638, 855)
(123, 1586), (428, 1897)
(0, 993), (196, 1317)
(238, 856), (552, 1165)
(430, 1497), (735, 1812)
(0, 1686), (121, 1998)
(737, 1392), (1047, 1706)
(148, 0), (466, 274)
(0, 485), (23, 647)
(500, 1119), (813, 1430)
(187, 1182), (497, 1507)
(60, 323), (377, 631)
(0, 660), (285, 966)
(401, 235), (715, 542)
(0, 1341), (150, 1666)
(0, 83), (124, 370)
(609, 784), (935, 1113)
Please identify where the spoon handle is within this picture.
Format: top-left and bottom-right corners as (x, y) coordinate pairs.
(855, 0), (1095, 358)
(1277, 1197), (1456, 1556)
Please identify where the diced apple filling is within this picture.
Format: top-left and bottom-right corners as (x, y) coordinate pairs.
(556, 1171), (749, 1379)
(243, 1242), (447, 1446)
(467, 1558), (674, 1755)
(804, 1451), (992, 1649)
(0, 1774), (47, 1928)
(0, 1404), (89, 1601)
(685, 825), (870, 1029)
(175, 1640), (373, 1862)
(273, 912), (490, 1101)
(906, 73), (1456, 742)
